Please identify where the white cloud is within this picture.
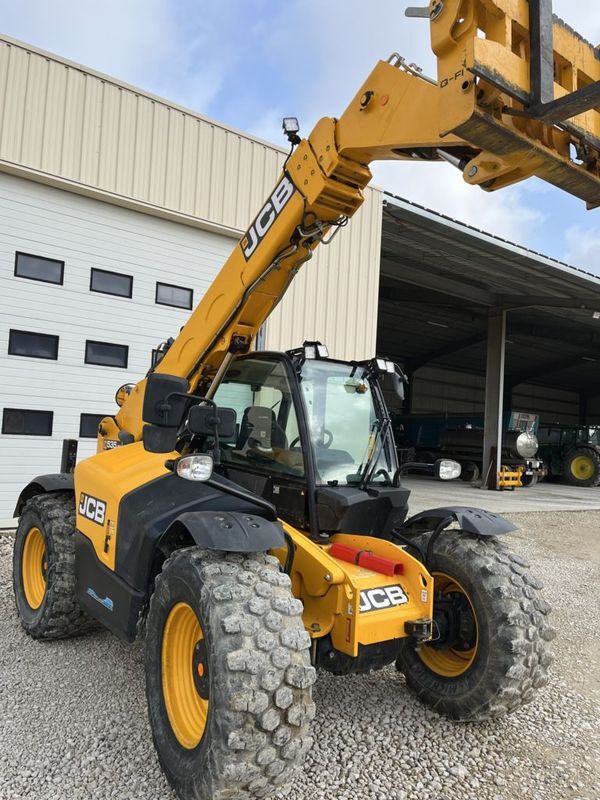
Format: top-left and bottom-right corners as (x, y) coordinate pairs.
(373, 160), (544, 246)
(564, 225), (600, 274)
(0, 0), (240, 114)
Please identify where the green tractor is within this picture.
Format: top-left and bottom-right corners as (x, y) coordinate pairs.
(537, 424), (600, 488)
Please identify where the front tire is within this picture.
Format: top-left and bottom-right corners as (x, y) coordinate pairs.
(145, 548), (316, 800)
(397, 532), (555, 721)
(13, 492), (95, 639)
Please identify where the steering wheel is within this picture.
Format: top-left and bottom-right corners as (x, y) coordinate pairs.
(372, 468), (392, 483)
(290, 429), (333, 449)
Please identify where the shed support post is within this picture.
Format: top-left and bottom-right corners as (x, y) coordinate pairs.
(482, 309), (506, 489)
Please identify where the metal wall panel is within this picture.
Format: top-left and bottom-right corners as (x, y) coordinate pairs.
(0, 34), (384, 364)
(411, 366), (580, 424)
(264, 187), (383, 361)
(0, 173), (236, 519)
(0, 35), (288, 236)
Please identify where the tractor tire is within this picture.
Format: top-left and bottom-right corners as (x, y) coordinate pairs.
(13, 492), (96, 639)
(145, 547), (316, 800)
(396, 531), (555, 722)
(563, 447), (600, 487)
(460, 462), (480, 483)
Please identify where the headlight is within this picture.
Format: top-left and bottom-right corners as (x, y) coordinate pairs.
(516, 432), (538, 458)
(435, 459), (462, 481)
(176, 455), (213, 482)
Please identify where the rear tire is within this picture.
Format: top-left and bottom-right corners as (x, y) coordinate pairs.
(145, 548), (316, 800)
(460, 462), (480, 483)
(397, 531), (555, 721)
(563, 447), (600, 487)
(13, 492), (95, 639)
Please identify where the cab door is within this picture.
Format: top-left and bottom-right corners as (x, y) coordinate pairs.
(212, 354), (311, 531)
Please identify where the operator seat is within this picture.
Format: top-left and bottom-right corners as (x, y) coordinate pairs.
(237, 406), (287, 453)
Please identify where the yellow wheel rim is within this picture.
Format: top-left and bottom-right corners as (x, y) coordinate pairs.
(418, 572), (478, 678)
(21, 527), (47, 610)
(161, 602), (209, 749)
(571, 455), (594, 481)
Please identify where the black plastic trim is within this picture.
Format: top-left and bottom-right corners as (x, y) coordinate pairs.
(13, 473), (74, 517)
(399, 506), (517, 537)
(168, 510), (285, 552)
(74, 531), (145, 642)
(115, 471), (277, 591)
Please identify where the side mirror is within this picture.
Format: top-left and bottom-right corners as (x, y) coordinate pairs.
(435, 459), (462, 481)
(188, 405), (237, 438)
(142, 425), (178, 454)
(115, 383), (135, 407)
(143, 373), (190, 427)
(390, 371), (405, 401)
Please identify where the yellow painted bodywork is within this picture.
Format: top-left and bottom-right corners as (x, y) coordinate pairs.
(75, 442), (172, 569)
(273, 525), (434, 657)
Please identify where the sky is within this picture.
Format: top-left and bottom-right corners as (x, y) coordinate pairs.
(1, 1), (600, 273)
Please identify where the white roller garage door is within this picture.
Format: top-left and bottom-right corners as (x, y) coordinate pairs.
(0, 173), (235, 521)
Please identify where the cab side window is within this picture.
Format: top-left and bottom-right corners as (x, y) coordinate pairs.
(213, 357), (305, 477)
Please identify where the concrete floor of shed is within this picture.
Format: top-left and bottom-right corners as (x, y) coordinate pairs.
(404, 475), (600, 515)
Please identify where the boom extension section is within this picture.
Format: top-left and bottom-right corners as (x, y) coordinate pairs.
(99, 0), (600, 450)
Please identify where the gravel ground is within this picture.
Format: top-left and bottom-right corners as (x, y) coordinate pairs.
(1, 511), (598, 800)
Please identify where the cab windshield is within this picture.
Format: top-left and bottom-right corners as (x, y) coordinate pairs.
(299, 359), (396, 486)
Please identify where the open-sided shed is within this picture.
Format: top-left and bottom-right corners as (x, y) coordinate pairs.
(378, 193), (600, 486)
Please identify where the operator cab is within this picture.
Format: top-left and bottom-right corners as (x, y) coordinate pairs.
(210, 343), (410, 540)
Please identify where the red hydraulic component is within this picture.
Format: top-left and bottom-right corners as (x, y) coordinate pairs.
(329, 543), (404, 576)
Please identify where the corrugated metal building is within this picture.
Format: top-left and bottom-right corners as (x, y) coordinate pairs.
(0, 34), (382, 518)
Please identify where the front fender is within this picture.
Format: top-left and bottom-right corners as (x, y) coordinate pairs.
(165, 510), (286, 552)
(399, 506), (517, 537)
(14, 473), (74, 517)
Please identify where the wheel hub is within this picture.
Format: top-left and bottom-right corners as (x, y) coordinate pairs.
(571, 455), (594, 481)
(192, 639), (210, 699)
(21, 527), (47, 610)
(418, 572), (478, 678)
(161, 602), (209, 749)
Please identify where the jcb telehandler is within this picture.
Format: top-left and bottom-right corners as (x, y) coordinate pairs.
(13, 2), (600, 797)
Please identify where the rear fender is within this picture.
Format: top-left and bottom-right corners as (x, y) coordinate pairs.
(398, 506), (517, 537)
(14, 474), (74, 517)
(164, 510), (286, 552)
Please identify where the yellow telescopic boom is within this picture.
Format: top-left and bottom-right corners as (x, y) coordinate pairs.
(100, 0), (600, 448)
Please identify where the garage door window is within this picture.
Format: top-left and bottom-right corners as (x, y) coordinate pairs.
(2, 408), (53, 436)
(90, 268), (133, 298)
(14, 252), (64, 285)
(85, 340), (129, 368)
(155, 282), (193, 309)
(79, 413), (106, 438)
(8, 330), (59, 360)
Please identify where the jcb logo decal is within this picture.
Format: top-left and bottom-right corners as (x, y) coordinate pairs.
(240, 175), (295, 261)
(359, 585), (408, 613)
(78, 493), (107, 526)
